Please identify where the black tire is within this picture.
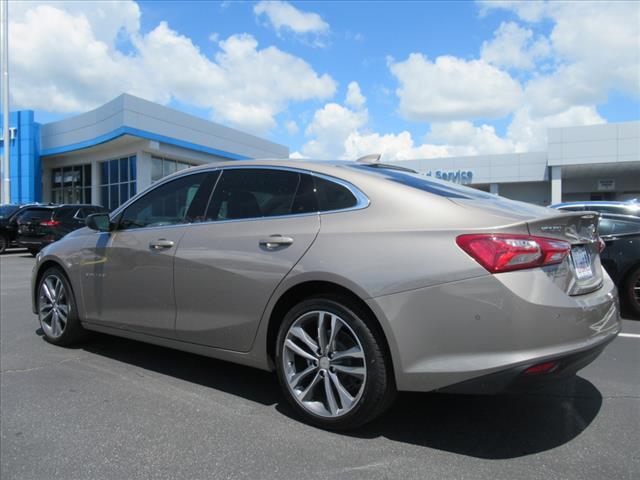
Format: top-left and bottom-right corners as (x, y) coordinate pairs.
(28, 248), (40, 257)
(0, 234), (7, 254)
(275, 294), (396, 430)
(36, 267), (87, 346)
(623, 266), (640, 318)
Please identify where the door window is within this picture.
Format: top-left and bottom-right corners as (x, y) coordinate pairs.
(118, 173), (215, 230)
(205, 169), (302, 221)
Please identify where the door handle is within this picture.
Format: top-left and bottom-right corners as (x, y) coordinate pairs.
(149, 239), (175, 250)
(259, 235), (294, 249)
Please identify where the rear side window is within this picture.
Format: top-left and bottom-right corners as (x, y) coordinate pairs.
(53, 207), (77, 220)
(206, 169), (301, 221)
(599, 217), (640, 236)
(314, 176), (357, 212)
(17, 209), (52, 222)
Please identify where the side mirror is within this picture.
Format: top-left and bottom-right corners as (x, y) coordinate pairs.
(86, 213), (112, 232)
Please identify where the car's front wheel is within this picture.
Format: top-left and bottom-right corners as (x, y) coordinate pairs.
(37, 267), (86, 346)
(0, 234), (7, 254)
(275, 295), (395, 430)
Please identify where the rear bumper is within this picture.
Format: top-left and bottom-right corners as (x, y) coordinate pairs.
(17, 236), (56, 248)
(437, 334), (613, 394)
(366, 270), (621, 393)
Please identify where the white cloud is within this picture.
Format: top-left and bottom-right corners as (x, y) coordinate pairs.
(9, 1), (336, 134)
(301, 103), (368, 158)
(483, 0), (640, 114)
(301, 102), (518, 161)
(427, 121), (516, 154)
(254, 1), (329, 43)
(481, 21), (550, 70)
(389, 54), (523, 121)
(345, 81), (366, 109)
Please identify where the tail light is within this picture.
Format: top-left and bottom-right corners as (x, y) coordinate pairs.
(40, 220), (61, 227)
(456, 234), (571, 273)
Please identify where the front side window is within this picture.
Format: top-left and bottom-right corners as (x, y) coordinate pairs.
(206, 169), (301, 221)
(119, 173), (214, 230)
(0, 205), (20, 219)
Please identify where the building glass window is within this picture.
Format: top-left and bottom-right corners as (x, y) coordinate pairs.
(151, 156), (193, 182)
(100, 155), (137, 210)
(51, 164), (91, 204)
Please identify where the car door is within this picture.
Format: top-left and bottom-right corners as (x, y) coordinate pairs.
(79, 171), (218, 337)
(174, 168), (321, 351)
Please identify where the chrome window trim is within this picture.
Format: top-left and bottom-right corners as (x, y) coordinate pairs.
(107, 164), (370, 233)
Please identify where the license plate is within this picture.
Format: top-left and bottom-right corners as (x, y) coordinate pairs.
(571, 246), (593, 280)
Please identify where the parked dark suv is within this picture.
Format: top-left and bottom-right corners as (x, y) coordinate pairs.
(17, 204), (108, 255)
(598, 214), (640, 317)
(0, 204), (52, 254)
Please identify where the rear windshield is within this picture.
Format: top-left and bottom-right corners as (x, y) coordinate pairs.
(347, 164), (496, 200)
(18, 209), (53, 222)
(0, 205), (20, 219)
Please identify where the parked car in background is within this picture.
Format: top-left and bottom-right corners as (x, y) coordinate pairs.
(31, 160), (620, 429)
(17, 204), (108, 255)
(598, 214), (640, 316)
(0, 204), (52, 254)
(550, 200), (640, 217)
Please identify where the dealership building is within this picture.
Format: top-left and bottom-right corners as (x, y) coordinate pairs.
(0, 93), (638, 209)
(0, 94), (288, 209)
(390, 121), (640, 205)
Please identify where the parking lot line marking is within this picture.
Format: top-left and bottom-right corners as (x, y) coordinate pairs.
(618, 333), (640, 339)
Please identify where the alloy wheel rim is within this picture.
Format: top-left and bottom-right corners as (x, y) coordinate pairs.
(38, 275), (69, 338)
(282, 310), (367, 418)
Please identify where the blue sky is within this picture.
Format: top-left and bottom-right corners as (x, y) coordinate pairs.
(9, 1), (640, 159)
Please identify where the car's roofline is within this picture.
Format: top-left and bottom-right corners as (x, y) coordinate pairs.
(551, 201), (639, 208)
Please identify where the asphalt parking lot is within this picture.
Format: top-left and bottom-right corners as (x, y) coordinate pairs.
(1, 250), (638, 480)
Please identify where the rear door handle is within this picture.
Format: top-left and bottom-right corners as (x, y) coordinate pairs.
(259, 235), (294, 249)
(149, 239), (175, 250)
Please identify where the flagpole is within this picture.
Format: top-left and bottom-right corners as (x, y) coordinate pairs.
(1, 0), (9, 204)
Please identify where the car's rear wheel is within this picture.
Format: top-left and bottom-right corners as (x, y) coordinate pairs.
(623, 266), (640, 317)
(0, 234), (7, 254)
(275, 295), (395, 430)
(37, 267), (86, 346)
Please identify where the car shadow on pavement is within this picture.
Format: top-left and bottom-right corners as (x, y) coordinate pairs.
(339, 376), (602, 459)
(73, 331), (602, 460)
(77, 333), (283, 407)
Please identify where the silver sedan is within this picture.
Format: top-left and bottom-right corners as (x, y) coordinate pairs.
(31, 159), (621, 429)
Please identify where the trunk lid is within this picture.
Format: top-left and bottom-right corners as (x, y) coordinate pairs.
(452, 198), (603, 295)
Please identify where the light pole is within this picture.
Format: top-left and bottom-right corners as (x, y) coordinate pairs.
(0, 0), (9, 204)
